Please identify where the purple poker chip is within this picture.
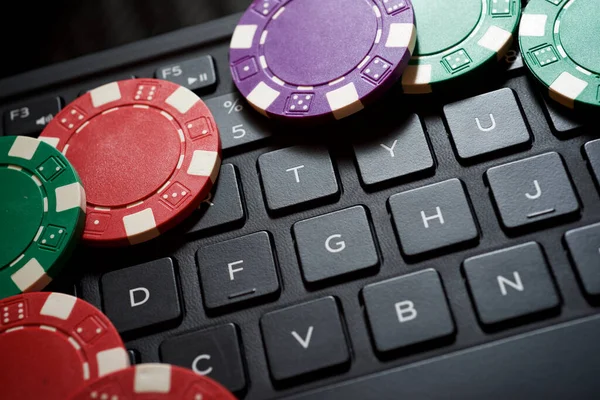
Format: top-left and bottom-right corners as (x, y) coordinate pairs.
(229, 0), (416, 122)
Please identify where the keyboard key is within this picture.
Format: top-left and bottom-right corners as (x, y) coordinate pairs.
(156, 55), (217, 92)
(463, 242), (560, 326)
(205, 93), (271, 151)
(444, 88), (531, 161)
(258, 146), (340, 213)
(486, 152), (579, 231)
(196, 231), (280, 311)
(362, 269), (455, 353)
(353, 114), (434, 187)
(585, 140), (600, 189)
(183, 164), (245, 235)
(293, 206), (379, 284)
(100, 258), (182, 334)
(160, 323), (247, 393)
(3, 96), (61, 136)
(283, 314), (600, 400)
(542, 95), (582, 137)
(565, 223), (600, 296)
(260, 297), (350, 382)
(389, 179), (479, 258)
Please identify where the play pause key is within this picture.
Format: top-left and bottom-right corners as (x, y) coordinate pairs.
(156, 55), (217, 92)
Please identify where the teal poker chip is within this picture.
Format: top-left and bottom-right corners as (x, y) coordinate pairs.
(0, 136), (85, 299)
(519, 0), (600, 110)
(402, 0), (522, 93)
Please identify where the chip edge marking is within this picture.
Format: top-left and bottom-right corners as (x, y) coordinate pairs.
(520, 14), (547, 37)
(40, 292), (77, 320)
(134, 364), (172, 393)
(8, 136), (40, 160)
(10, 258), (50, 292)
(549, 71), (588, 109)
(122, 208), (160, 245)
(90, 82), (122, 108)
(97, 347), (130, 377)
(230, 24), (258, 49)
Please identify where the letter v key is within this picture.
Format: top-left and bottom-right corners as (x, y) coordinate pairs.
(291, 326), (314, 349)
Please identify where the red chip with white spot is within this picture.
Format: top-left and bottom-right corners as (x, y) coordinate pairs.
(39, 78), (221, 246)
(0, 292), (129, 400)
(69, 363), (237, 400)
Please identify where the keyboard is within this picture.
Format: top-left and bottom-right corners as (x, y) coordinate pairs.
(1, 8), (599, 400)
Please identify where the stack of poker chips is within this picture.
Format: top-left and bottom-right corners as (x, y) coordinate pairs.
(1, 0), (597, 397)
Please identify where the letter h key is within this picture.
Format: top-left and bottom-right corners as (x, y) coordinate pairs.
(389, 179), (479, 258)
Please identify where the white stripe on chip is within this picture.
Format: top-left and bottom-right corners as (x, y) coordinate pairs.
(247, 82), (281, 116)
(55, 182), (85, 212)
(165, 86), (199, 114)
(402, 65), (433, 94)
(97, 347), (129, 377)
(549, 72), (588, 109)
(385, 23), (416, 48)
(123, 208), (159, 245)
(187, 150), (221, 183)
(90, 82), (122, 107)
(11, 258), (49, 292)
(134, 364), (172, 393)
(40, 292), (77, 320)
(230, 24), (258, 49)
(326, 82), (364, 120)
(519, 14), (547, 37)
(8, 136), (40, 160)
(477, 25), (513, 59)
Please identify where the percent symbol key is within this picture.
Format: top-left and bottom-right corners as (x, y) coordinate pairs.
(224, 99), (244, 114)
(205, 93), (271, 151)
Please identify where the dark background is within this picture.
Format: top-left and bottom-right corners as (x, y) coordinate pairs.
(0, 0), (249, 79)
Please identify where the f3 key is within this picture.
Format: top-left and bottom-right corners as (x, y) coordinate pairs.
(3, 96), (61, 136)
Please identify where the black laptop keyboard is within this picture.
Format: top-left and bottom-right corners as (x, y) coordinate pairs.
(1, 6), (599, 399)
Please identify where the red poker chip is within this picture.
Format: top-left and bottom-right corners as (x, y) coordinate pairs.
(69, 363), (237, 400)
(0, 292), (129, 400)
(40, 78), (221, 246)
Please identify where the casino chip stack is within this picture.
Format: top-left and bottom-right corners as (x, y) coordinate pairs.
(402, 0), (521, 94)
(40, 78), (222, 246)
(0, 292), (129, 400)
(229, 0), (417, 122)
(0, 136), (85, 300)
(519, 0), (600, 110)
(69, 363), (237, 400)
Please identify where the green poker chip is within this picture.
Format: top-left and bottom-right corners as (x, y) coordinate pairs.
(402, 0), (522, 94)
(519, 0), (600, 110)
(0, 136), (85, 299)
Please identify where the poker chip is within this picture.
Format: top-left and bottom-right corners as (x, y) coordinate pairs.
(229, 0), (416, 122)
(0, 136), (85, 299)
(519, 0), (600, 110)
(69, 363), (237, 400)
(40, 78), (221, 246)
(402, 0), (521, 94)
(0, 292), (129, 400)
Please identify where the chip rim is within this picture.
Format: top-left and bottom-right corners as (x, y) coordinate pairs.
(402, 0), (522, 94)
(0, 136), (85, 298)
(518, 0), (599, 110)
(229, 0), (416, 122)
(69, 363), (236, 399)
(39, 78), (221, 246)
(0, 292), (129, 398)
